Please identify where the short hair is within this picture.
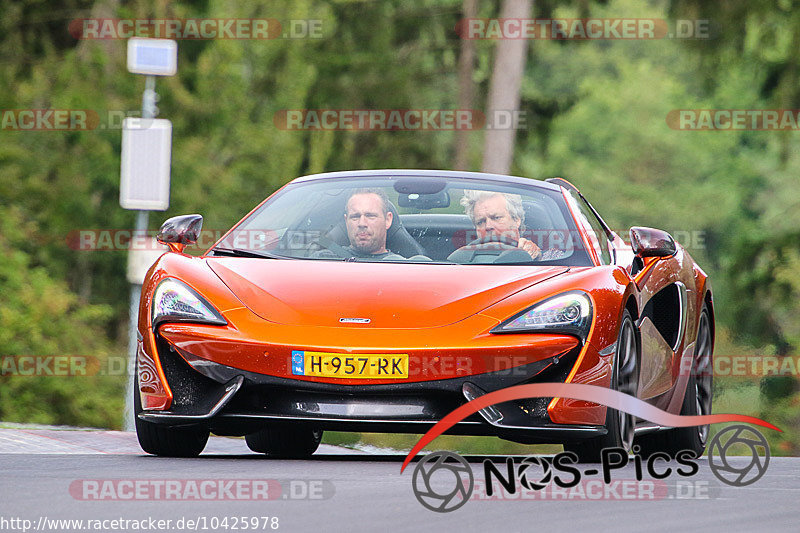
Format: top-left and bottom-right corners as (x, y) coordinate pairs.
(460, 190), (525, 226)
(346, 188), (390, 216)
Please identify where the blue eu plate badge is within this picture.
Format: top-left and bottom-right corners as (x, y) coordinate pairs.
(292, 350), (305, 375)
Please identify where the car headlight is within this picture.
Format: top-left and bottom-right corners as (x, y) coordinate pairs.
(491, 291), (593, 343)
(151, 278), (227, 330)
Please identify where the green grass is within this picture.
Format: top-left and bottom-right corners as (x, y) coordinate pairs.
(323, 431), (562, 455)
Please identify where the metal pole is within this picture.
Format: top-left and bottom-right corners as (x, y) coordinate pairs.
(123, 210), (149, 430)
(142, 76), (158, 119)
(124, 76), (158, 431)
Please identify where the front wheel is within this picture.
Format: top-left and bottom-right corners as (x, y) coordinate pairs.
(636, 306), (713, 458)
(134, 362), (209, 457)
(564, 309), (640, 463)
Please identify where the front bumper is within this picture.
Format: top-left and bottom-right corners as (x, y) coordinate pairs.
(138, 335), (607, 444)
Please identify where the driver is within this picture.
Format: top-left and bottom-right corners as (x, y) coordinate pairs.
(460, 190), (542, 259)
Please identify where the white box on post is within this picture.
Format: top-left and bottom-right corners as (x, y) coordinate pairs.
(119, 117), (172, 211)
(127, 38), (178, 76)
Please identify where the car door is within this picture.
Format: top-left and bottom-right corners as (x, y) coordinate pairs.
(560, 186), (685, 402)
(631, 251), (688, 401)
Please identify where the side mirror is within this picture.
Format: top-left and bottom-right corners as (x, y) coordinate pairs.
(629, 226), (676, 258)
(157, 214), (203, 253)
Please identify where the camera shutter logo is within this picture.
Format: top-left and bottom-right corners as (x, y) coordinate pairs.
(412, 451), (473, 513)
(518, 455), (552, 491)
(708, 424), (770, 487)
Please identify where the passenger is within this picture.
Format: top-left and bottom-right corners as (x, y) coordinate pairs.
(343, 188), (405, 258)
(314, 188), (405, 260)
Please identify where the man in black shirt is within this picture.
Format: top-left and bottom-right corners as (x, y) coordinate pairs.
(313, 188), (405, 260)
(344, 188), (398, 257)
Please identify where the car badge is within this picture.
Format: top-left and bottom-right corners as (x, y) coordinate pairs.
(339, 317), (371, 324)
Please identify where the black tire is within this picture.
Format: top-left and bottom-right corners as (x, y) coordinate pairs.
(245, 426), (323, 458)
(564, 309), (640, 463)
(636, 306), (714, 458)
(133, 362), (209, 458)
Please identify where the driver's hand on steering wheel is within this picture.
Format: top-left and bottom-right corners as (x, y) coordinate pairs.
(517, 237), (542, 260)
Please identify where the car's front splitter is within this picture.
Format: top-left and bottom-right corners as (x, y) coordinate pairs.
(138, 346), (607, 444)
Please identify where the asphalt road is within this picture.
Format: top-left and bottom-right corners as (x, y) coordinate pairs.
(0, 426), (796, 533)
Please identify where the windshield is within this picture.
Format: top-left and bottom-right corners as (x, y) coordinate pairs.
(211, 176), (594, 266)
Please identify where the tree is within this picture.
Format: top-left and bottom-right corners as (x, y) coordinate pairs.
(482, 0), (532, 174)
(454, 0), (478, 169)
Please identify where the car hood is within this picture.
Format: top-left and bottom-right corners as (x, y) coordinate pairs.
(206, 258), (569, 328)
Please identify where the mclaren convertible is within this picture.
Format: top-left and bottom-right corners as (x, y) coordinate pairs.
(135, 170), (714, 461)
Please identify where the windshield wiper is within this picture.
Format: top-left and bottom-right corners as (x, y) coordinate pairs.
(210, 248), (284, 259)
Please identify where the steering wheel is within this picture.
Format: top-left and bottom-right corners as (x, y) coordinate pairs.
(447, 232), (525, 264)
(466, 232), (519, 249)
(308, 235), (354, 259)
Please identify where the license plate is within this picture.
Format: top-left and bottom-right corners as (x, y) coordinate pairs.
(291, 350), (408, 379)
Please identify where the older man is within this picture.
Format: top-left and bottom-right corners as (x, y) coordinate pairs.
(460, 190), (542, 259)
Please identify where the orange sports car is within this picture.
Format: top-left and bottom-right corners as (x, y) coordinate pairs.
(135, 170), (714, 460)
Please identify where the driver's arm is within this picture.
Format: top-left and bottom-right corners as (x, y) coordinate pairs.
(517, 237), (542, 260)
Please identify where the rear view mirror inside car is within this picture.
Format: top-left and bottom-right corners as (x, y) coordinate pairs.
(397, 190), (450, 209)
